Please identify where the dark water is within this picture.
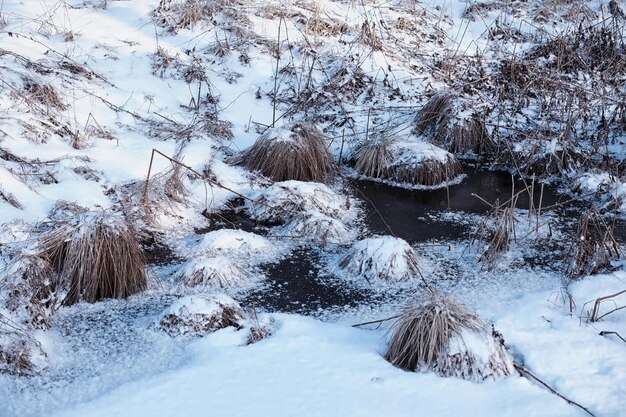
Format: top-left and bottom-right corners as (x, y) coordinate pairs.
(243, 249), (376, 313)
(351, 168), (570, 242)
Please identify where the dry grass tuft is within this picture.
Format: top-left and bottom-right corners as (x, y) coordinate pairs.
(415, 92), (493, 154)
(567, 209), (622, 278)
(23, 78), (66, 110)
(247, 181), (353, 244)
(246, 309), (274, 345)
(233, 124), (335, 183)
(385, 295), (515, 381)
(158, 294), (246, 337)
(353, 136), (463, 187)
(0, 186), (22, 209)
(338, 236), (421, 283)
(39, 211), (148, 305)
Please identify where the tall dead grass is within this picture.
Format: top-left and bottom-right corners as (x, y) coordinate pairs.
(567, 209), (622, 278)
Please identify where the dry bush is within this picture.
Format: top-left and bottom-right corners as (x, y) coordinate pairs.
(0, 313), (46, 376)
(353, 136), (463, 187)
(233, 124), (335, 183)
(415, 92), (493, 154)
(567, 209), (622, 278)
(385, 295), (515, 381)
(338, 236), (421, 283)
(39, 210), (148, 305)
(158, 294), (246, 337)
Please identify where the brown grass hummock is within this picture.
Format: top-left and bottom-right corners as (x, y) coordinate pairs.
(353, 136), (463, 187)
(385, 295), (515, 382)
(39, 210), (148, 305)
(233, 124), (335, 183)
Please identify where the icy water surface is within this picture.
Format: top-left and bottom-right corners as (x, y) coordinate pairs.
(243, 169), (590, 313)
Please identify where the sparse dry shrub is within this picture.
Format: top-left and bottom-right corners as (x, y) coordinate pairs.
(416, 92), (494, 154)
(470, 194), (519, 270)
(39, 210), (148, 305)
(353, 135), (463, 187)
(567, 209), (622, 278)
(385, 295), (515, 381)
(158, 294), (246, 337)
(338, 236), (421, 283)
(234, 124), (335, 183)
(0, 313), (46, 376)
(360, 20), (382, 50)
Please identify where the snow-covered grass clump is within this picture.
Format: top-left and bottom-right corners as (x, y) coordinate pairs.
(234, 124), (335, 183)
(338, 236), (421, 283)
(353, 136), (464, 188)
(247, 181), (357, 244)
(385, 295), (515, 382)
(193, 229), (276, 261)
(174, 230), (277, 290)
(157, 294), (246, 337)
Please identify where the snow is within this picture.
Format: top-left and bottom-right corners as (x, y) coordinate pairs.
(0, 0), (625, 416)
(48, 313), (578, 417)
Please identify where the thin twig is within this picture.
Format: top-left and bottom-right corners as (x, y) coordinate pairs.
(514, 363), (596, 417)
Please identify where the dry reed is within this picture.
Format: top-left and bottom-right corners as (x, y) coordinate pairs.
(567, 209), (622, 278)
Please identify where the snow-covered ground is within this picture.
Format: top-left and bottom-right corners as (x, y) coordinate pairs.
(0, 0), (625, 416)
